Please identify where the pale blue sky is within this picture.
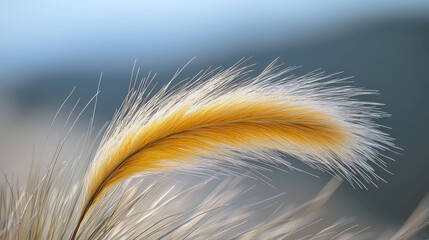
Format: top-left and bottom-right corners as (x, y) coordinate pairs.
(1, 0), (428, 83)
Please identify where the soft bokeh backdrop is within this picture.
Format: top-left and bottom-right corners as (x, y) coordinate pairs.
(1, 0), (428, 237)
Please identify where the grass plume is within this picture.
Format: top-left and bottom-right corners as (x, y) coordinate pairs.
(72, 59), (394, 238)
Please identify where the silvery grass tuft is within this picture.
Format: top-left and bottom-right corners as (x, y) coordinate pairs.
(1, 59), (427, 239)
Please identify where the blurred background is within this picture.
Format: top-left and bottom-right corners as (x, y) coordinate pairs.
(1, 0), (428, 238)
